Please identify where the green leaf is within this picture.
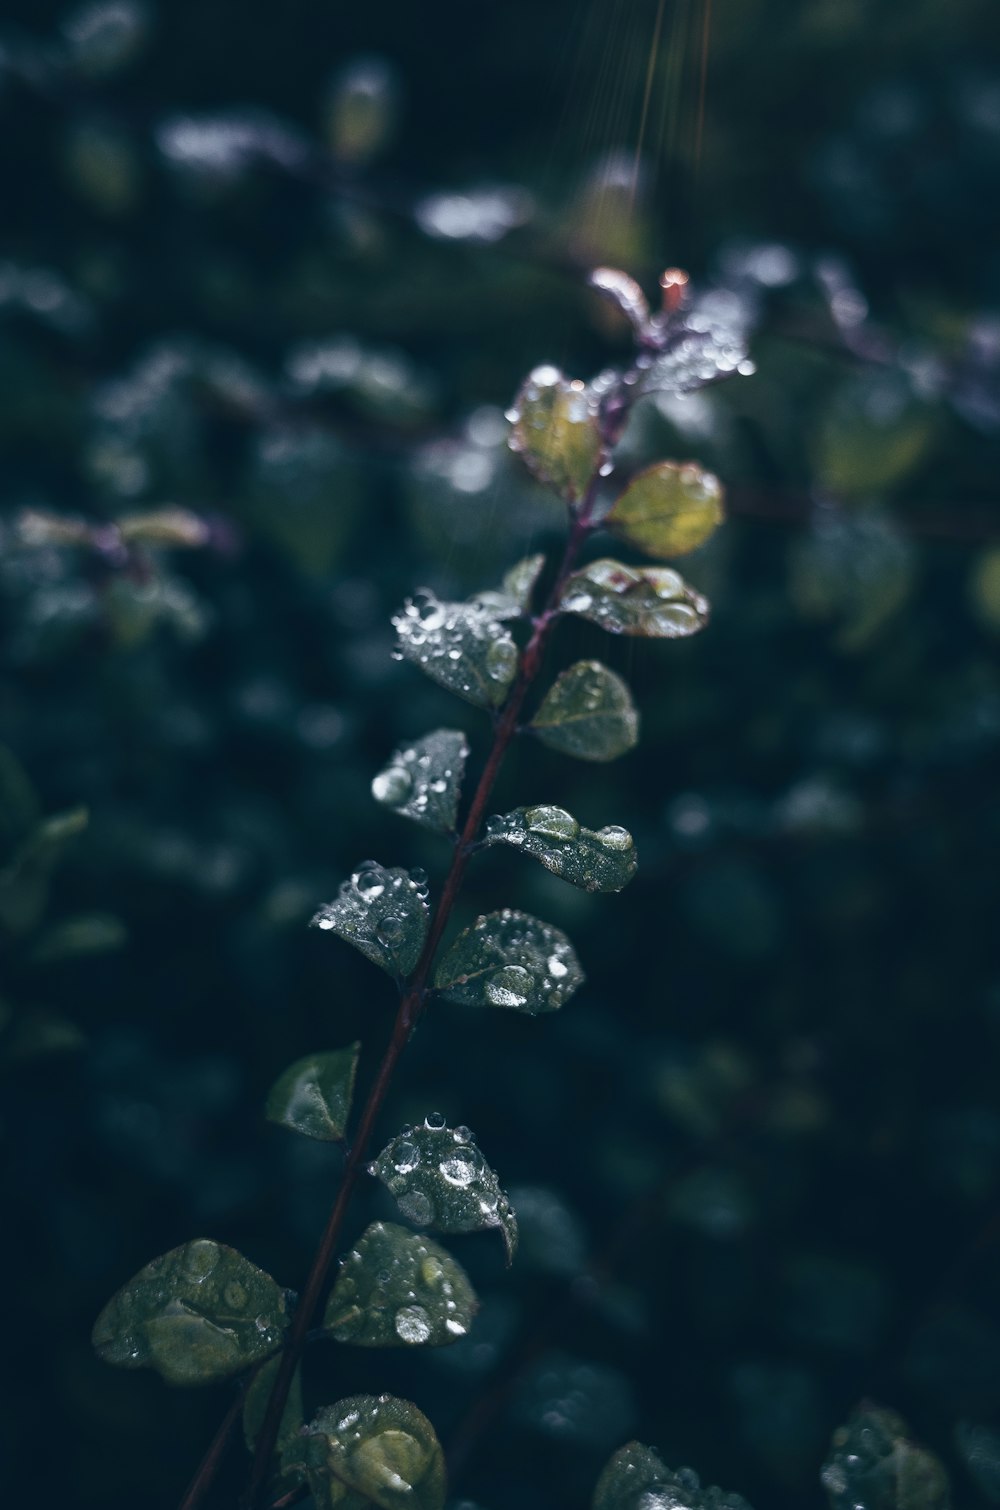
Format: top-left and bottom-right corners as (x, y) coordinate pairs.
(434, 908), (584, 1015)
(371, 1117), (518, 1264)
(482, 806), (637, 894)
(559, 559), (709, 638)
(0, 806), (89, 935)
(371, 730), (468, 835)
(92, 1239), (291, 1386)
(594, 1442), (752, 1510)
(508, 366), (602, 502)
(117, 507), (211, 548)
(311, 865), (430, 979)
(502, 553), (546, 612)
(266, 1044), (360, 1141)
(323, 1221), (478, 1347)
(606, 460), (724, 560)
(822, 1404), (951, 1510)
(392, 593), (518, 709)
(30, 912), (127, 964)
(530, 660), (639, 763)
(301, 1395), (446, 1510)
(243, 1356), (304, 1456)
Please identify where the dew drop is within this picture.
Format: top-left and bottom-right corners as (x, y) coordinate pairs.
(424, 1110), (446, 1129)
(524, 805), (579, 841)
(393, 1140), (420, 1173)
(439, 1149), (482, 1186)
(372, 766), (412, 805)
(394, 1304), (432, 1344)
(596, 824), (633, 852)
(484, 964), (533, 1008)
(397, 1190), (434, 1225)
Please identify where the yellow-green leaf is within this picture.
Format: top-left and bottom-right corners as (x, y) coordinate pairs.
(606, 461), (724, 559)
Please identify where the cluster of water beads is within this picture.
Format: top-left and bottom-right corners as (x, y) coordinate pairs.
(596, 1444), (753, 1510)
(481, 807), (637, 894)
(91, 1239), (290, 1385)
(371, 728), (468, 834)
(371, 1117), (518, 1262)
(391, 590), (518, 709)
(324, 1221), (476, 1348)
(312, 863), (430, 978)
(435, 907), (584, 1015)
(560, 559), (709, 639)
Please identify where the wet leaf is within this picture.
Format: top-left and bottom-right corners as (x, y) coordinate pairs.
(588, 267), (651, 332)
(311, 864), (430, 979)
(266, 1044), (360, 1141)
(301, 1394), (446, 1510)
(243, 1356), (304, 1455)
(392, 592), (518, 709)
(371, 1117), (518, 1264)
(434, 908), (584, 1014)
(323, 1221), (478, 1347)
(508, 366), (602, 502)
(371, 730), (468, 835)
(482, 806), (637, 894)
(606, 461), (724, 560)
(822, 1404), (951, 1510)
(502, 553), (546, 613)
(559, 559), (709, 638)
(92, 1239), (291, 1386)
(594, 1441), (752, 1510)
(530, 661), (639, 763)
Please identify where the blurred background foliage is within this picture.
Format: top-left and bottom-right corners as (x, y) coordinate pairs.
(1, 0), (999, 1505)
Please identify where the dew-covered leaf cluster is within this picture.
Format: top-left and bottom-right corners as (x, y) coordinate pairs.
(482, 806), (638, 893)
(91, 1240), (291, 1386)
(312, 864), (430, 978)
(371, 1117), (518, 1263)
(323, 1221), (478, 1347)
(435, 908), (584, 1013)
(593, 1442), (753, 1510)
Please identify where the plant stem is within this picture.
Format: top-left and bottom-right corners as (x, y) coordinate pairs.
(177, 1394), (244, 1510)
(242, 504), (597, 1507)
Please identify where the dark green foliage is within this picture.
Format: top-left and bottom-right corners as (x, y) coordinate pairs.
(530, 661), (640, 763)
(312, 865), (431, 978)
(392, 594), (518, 708)
(299, 1395), (446, 1510)
(243, 1357), (304, 1456)
(371, 1119), (518, 1263)
(434, 908), (584, 1014)
(323, 1221), (478, 1347)
(91, 1240), (291, 1386)
(371, 731), (468, 835)
(266, 1044), (360, 1142)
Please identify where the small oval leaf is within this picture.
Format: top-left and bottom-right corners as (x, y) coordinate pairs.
(502, 553), (546, 613)
(530, 660), (639, 763)
(508, 366), (602, 502)
(434, 908), (584, 1014)
(393, 592), (518, 709)
(482, 806), (637, 893)
(588, 267), (651, 332)
(372, 730), (468, 835)
(560, 559), (709, 638)
(312, 864), (430, 979)
(266, 1044), (360, 1142)
(822, 1404), (951, 1510)
(606, 460), (724, 560)
(92, 1239), (291, 1387)
(594, 1441), (753, 1510)
(243, 1356), (304, 1456)
(372, 1117), (518, 1264)
(302, 1394), (446, 1510)
(323, 1221), (478, 1347)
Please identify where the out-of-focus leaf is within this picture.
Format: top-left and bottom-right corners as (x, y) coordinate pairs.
(371, 730), (468, 835)
(434, 908), (584, 1014)
(371, 1117), (518, 1264)
(955, 1421), (1000, 1504)
(301, 1394), (445, 1510)
(588, 267), (651, 332)
(482, 806), (637, 893)
(323, 1221), (477, 1347)
(30, 912), (127, 964)
(92, 1239), (291, 1386)
(530, 661), (639, 762)
(242, 1357), (304, 1455)
(392, 593), (518, 709)
(789, 509), (915, 651)
(559, 559), (709, 638)
(0, 746), (40, 861)
(814, 372), (935, 497)
(508, 366), (602, 503)
(116, 507), (211, 548)
(970, 547), (1000, 633)
(266, 1044), (360, 1141)
(821, 1404), (951, 1510)
(2, 1009), (86, 1063)
(594, 1441), (752, 1510)
(606, 461), (724, 560)
(311, 865), (430, 979)
(0, 806), (89, 935)
(325, 57), (398, 166)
